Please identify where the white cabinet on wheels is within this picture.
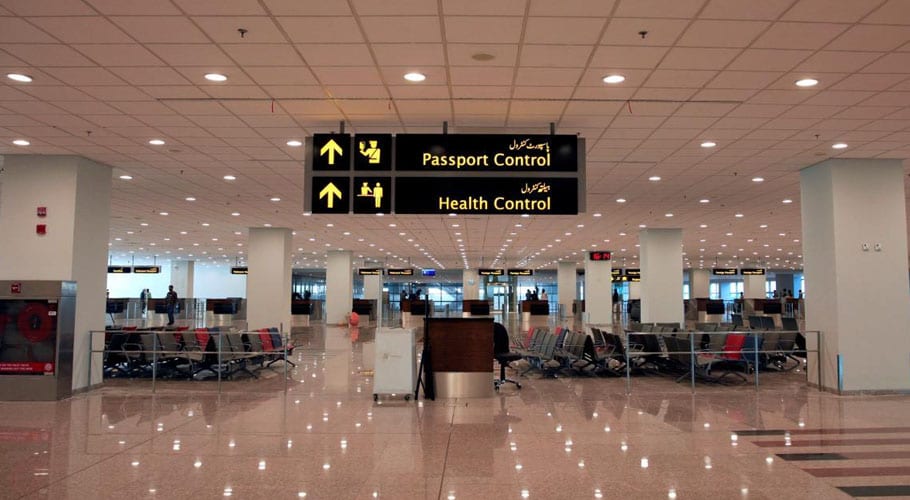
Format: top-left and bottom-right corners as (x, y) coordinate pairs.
(372, 327), (417, 401)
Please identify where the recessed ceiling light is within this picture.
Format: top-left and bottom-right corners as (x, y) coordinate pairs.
(639, 224), (647, 228)
(832, 142), (848, 149)
(286, 140), (302, 147)
(593, 213), (602, 217)
(223, 175), (236, 181)
(665, 213), (673, 217)
(148, 139), (165, 146)
(201, 223), (210, 227)
(231, 212), (240, 216)
(270, 197), (281, 202)
(648, 176), (661, 181)
(204, 73), (227, 82)
(7, 73), (33, 83)
(782, 199), (793, 204)
(616, 198), (626, 203)
(602, 74), (625, 84)
(752, 177), (764, 182)
(699, 199), (710, 204)
(185, 196), (195, 201)
(735, 213), (744, 218)
(159, 211), (169, 216)
(404, 72), (426, 82)
(472, 52), (495, 62)
(119, 175), (133, 180)
(700, 141), (716, 148)
(699, 224), (707, 228)
(795, 78), (818, 87)
(12, 139), (30, 146)
(264, 223), (272, 227)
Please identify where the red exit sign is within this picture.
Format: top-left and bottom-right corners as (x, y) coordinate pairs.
(589, 251), (612, 261)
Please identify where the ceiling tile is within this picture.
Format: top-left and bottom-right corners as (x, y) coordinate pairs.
(530, 0), (615, 16)
(51, 100), (123, 115)
(451, 86), (512, 98)
(387, 85), (451, 99)
(353, 0), (438, 15)
(44, 67), (126, 85)
(295, 44), (373, 66)
(19, 85), (92, 101)
(2, 44), (96, 66)
(275, 17), (364, 44)
(110, 16), (209, 43)
(361, 17), (441, 43)
(795, 51), (884, 73)
(660, 48), (740, 70)
(0, 18), (60, 43)
(80, 86), (154, 101)
(728, 49), (812, 71)
(514, 67), (583, 86)
(245, 66), (316, 85)
(445, 17), (524, 44)
(372, 43), (444, 66)
(512, 86), (575, 99)
(520, 45), (593, 68)
(699, 0), (794, 20)
(447, 44), (518, 66)
(441, 0), (527, 16)
(707, 71), (782, 89)
(752, 22), (848, 50)
(645, 69), (717, 88)
(260, 85), (326, 99)
(260, 0), (351, 15)
(28, 17), (132, 43)
(678, 20), (769, 48)
(139, 85), (209, 99)
(601, 18), (690, 46)
(833, 73), (907, 91)
(801, 90), (876, 106)
(193, 17), (286, 43)
(324, 85), (392, 98)
(2, 0), (96, 16)
(85, 0), (182, 15)
(524, 17), (607, 44)
(172, 0), (265, 16)
(860, 91), (910, 106)
(450, 66), (516, 86)
(782, 0), (880, 23)
(614, 0), (707, 18)
(73, 44), (165, 67)
(311, 66), (383, 86)
(863, 0), (910, 24)
(861, 53), (910, 73)
(826, 25), (910, 52)
(147, 44), (234, 67)
(110, 67), (192, 86)
(589, 45), (668, 69)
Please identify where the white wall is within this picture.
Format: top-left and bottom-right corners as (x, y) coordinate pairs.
(107, 268), (172, 299)
(194, 264), (246, 298)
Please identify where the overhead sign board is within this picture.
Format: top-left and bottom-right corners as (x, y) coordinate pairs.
(133, 266), (161, 274)
(508, 269), (533, 276)
(625, 268), (641, 282)
(386, 268), (414, 276)
(312, 133), (351, 171)
(478, 268), (504, 276)
(589, 251), (612, 261)
(107, 266), (131, 274)
(231, 267), (248, 275)
(395, 134), (578, 172)
(395, 177), (577, 215)
(740, 268), (766, 276)
(354, 134), (392, 171)
(358, 268), (382, 276)
(712, 268), (738, 276)
(611, 269), (622, 277)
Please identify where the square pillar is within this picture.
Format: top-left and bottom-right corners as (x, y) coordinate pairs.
(326, 251), (353, 325)
(639, 229), (683, 326)
(557, 261), (576, 318)
(246, 228), (292, 331)
(584, 254), (612, 325)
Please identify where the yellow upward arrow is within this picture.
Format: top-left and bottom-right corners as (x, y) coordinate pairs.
(319, 139), (343, 165)
(319, 182), (342, 208)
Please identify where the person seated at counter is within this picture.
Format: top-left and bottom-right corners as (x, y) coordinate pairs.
(303, 290), (312, 300)
(540, 289), (548, 301)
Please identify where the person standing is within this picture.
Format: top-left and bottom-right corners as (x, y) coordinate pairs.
(612, 288), (620, 315)
(165, 285), (178, 326)
(540, 289), (548, 301)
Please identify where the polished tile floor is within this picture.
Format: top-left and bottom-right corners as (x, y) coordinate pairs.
(1, 322), (908, 499)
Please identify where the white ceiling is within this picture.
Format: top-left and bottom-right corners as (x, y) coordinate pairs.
(2, 0), (910, 272)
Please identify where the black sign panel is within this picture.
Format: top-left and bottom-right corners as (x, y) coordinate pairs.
(359, 268), (382, 276)
(353, 176), (392, 214)
(312, 134), (351, 171)
(741, 268), (766, 276)
(612, 275), (628, 283)
(625, 269), (641, 282)
(395, 177), (577, 215)
(311, 176), (349, 213)
(395, 134), (578, 172)
(508, 269), (533, 276)
(354, 134), (392, 171)
(107, 266), (131, 274)
(611, 269), (622, 277)
(387, 268), (414, 276)
(231, 267), (248, 275)
(589, 251), (612, 261)
(478, 268), (504, 276)
(133, 265), (161, 274)
(713, 268), (738, 276)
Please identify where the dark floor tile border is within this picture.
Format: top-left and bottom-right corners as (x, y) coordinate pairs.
(777, 453), (847, 461)
(838, 485), (910, 497)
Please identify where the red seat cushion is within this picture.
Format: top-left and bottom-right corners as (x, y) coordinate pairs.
(722, 334), (746, 360)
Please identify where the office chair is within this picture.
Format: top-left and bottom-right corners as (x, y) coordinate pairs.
(493, 322), (522, 390)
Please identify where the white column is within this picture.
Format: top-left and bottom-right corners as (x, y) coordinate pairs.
(639, 229), (683, 326)
(584, 255), (612, 325)
(557, 261), (576, 318)
(326, 250), (353, 325)
(689, 269), (710, 298)
(363, 273), (382, 303)
(0, 155), (111, 391)
(628, 281), (641, 299)
(246, 228), (291, 331)
(462, 269), (480, 300)
(169, 260), (194, 299)
(743, 275), (766, 299)
(801, 158), (910, 392)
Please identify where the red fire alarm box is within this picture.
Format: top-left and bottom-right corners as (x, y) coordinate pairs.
(10, 282), (21, 294)
(36, 224), (47, 235)
(37, 206), (47, 217)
